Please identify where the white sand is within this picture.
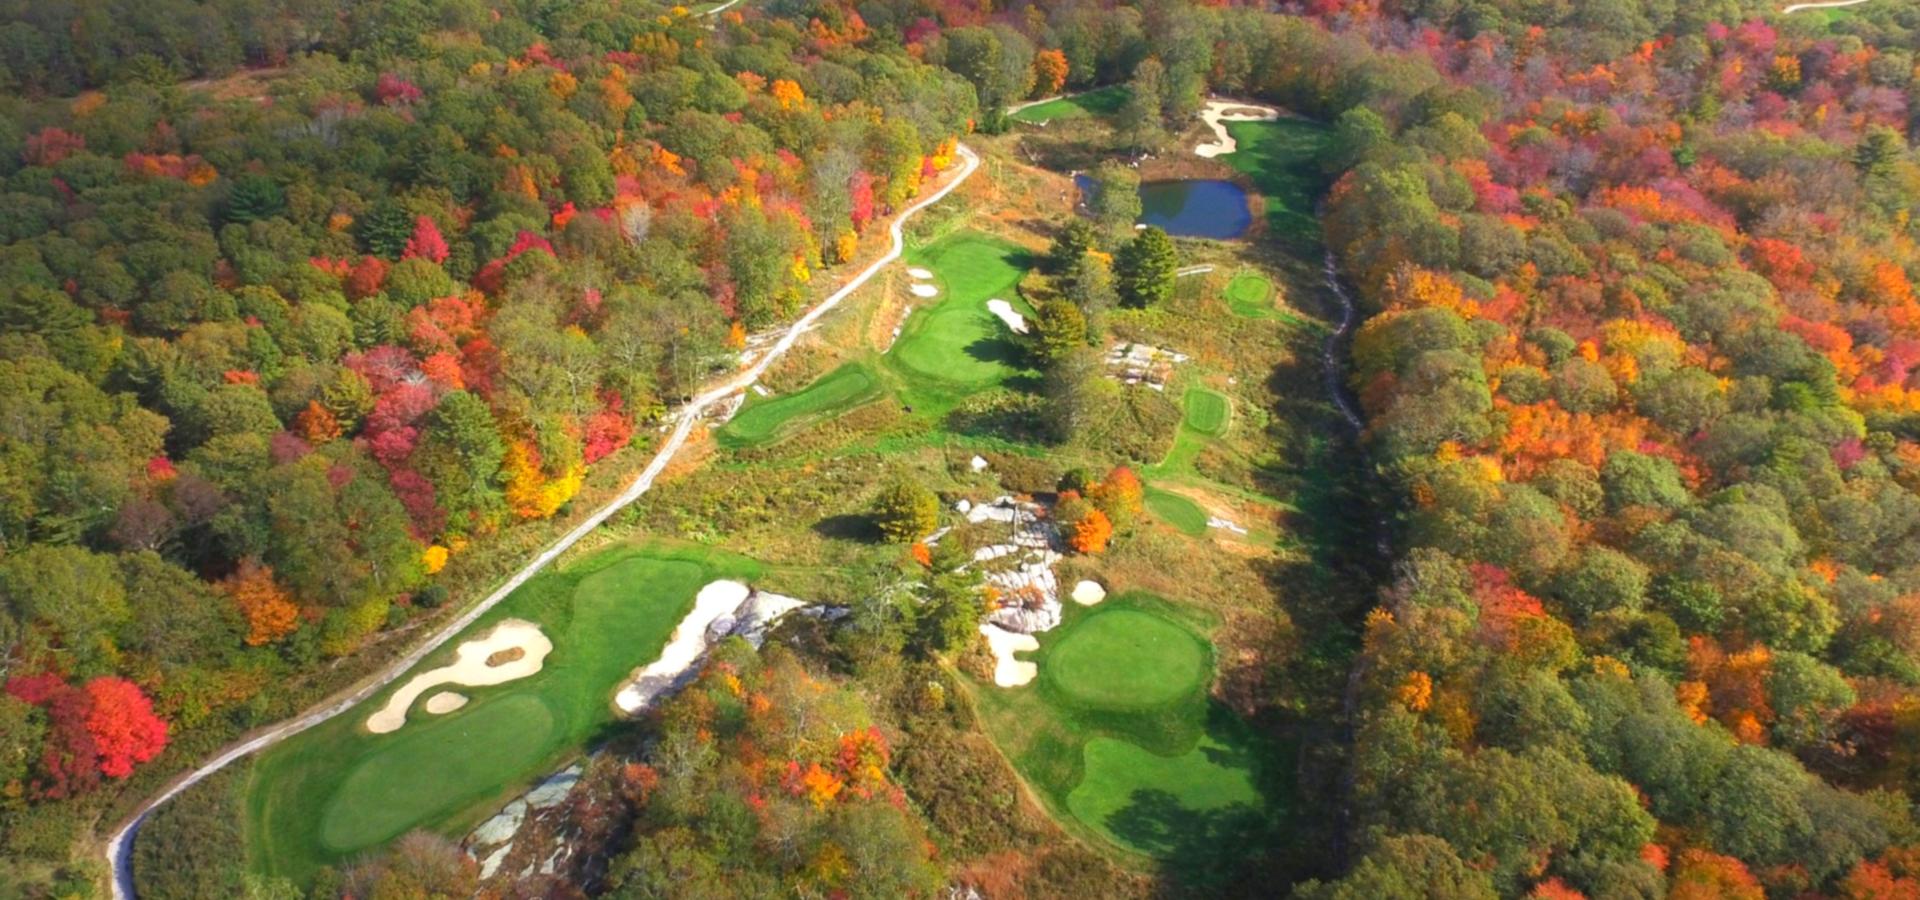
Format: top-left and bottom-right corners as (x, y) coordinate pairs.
(366, 619), (552, 734)
(980, 623), (1039, 687)
(614, 580), (751, 714)
(910, 283), (939, 298)
(423, 692), (468, 714)
(908, 267), (933, 279)
(1071, 581), (1107, 606)
(1195, 99), (1281, 158)
(986, 299), (1028, 334)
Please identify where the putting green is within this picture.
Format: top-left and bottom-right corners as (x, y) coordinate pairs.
(1183, 388), (1231, 436)
(1043, 608), (1209, 712)
(1224, 272), (1278, 319)
(719, 363), (881, 447)
(1146, 488), (1209, 537)
(1067, 731), (1265, 858)
(319, 694), (556, 850)
(967, 593), (1287, 874)
(244, 544), (761, 882)
(1010, 85), (1130, 124)
(888, 232), (1032, 397)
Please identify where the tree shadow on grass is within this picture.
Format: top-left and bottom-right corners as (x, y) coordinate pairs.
(1105, 790), (1274, 892)
(812, 514), (879, 543)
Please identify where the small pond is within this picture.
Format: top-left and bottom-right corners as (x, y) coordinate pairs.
(1074, 174), (1253, 239)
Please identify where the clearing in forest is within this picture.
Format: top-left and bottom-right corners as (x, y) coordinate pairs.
(241, 542), (764, 881)
(966, 593), (1289, 879)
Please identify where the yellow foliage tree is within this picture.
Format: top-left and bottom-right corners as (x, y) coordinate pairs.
(221, 561), (300, 646)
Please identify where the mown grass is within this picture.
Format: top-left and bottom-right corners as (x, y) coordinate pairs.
(244, 541), (765, 883)
(1182, 387), (1231, 436)
(1221, 119), (1333, 251)
(718, 362), (883, 448)
(1145, 487), (1209, 536)
(887, 231), (1037, 411)
(1010, 85), (1130, 124)
(965, 592), (1289, 879)
(1224, 271), (1283, 319)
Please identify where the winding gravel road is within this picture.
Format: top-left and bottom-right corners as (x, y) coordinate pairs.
(104, 142), (978, 899)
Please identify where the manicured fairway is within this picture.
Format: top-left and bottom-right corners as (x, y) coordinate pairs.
(1146, 487), (1209, 536)
(244, 543), (762, 882)
(1224, 271), (1279, 318)
(1068, 729), (1267, 858)
(1043, 609), (1209, 711)
(1183, 388), (1231, 436)
(888, 231), (1034, 402)
(1221, 119), (1333, 248)
(1010, 85), (1130, 124)
(967, 593), (1288, 873)
(718, 362), (882, 447)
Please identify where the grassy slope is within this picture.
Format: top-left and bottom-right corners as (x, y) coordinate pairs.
(1223, 119), (1331, 250)
(244, 542), (763, 882)
(1144, 487), (1209, 536)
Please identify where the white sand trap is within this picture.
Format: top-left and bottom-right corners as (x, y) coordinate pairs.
(1195, 99), (1281, 158)
(366, 619), (552, 734)
(910, 283), (939, 298)
(980, 623), (1039, 687)
(614, 580), (751, 714)
(986, 299), (1028, 334)
(1071, 581), (1108, 606)
(424, 692), (468, 714)
(908, 267), (933, 279)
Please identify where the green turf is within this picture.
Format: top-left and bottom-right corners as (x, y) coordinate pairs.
(1067, 729), (1267, 859)
(244, 542), (764, 882)
(966, 593), (1288, 875)
(1145, 488), (1209, 537)
(1042, 609), (1209, 712)
(1224, 271), (1281, 319)
(1009, 85), (1130, 124)
(887, 231), (1035, 408)
(718, 362), (883, 448)
(1220, 119), (1333, 249)
(1182, 388), (1231, 437)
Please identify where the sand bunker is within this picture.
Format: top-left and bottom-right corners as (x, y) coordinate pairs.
(908, 267), (934, 279)
(1195, 99), (1280, 158)
(910, 283), (940, 298)
(424, 692), (469, 714)
(981, 623), (1040, 687)
(366, 619), (552, 734)
(614, 580), (751, 714)
(1071, 581), (1108, 606)
(986, 298), (1028, 334)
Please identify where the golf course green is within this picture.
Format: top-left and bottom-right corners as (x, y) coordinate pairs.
(243, 542), (764, 881)
(967, 593), (1287, 875)
(1145, 487), (1209, 536)
(1009, 85), (1130, 124)
(887, 231), (1034, 404)
(1225, 271), (1280, 319)
(1221, 118), (1332, 248)
(718, 362), (882, 448)
(1182, 387), (1231, 436)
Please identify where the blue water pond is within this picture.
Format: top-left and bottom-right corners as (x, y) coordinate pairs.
(1074, 174), (1253, 239)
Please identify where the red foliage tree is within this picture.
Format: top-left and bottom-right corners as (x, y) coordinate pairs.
(84, 677), (170, 778)
(401, 215), (449, 263)
(345, 255), (390, 300)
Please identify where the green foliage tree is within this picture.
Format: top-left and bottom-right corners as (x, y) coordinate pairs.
(872, 480), (938, 543)
(1115, 226), (1176, 308)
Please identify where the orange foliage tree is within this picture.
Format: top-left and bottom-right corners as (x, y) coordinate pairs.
(1032, 49), (1068, 96)
(220, 560), (300, 646)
